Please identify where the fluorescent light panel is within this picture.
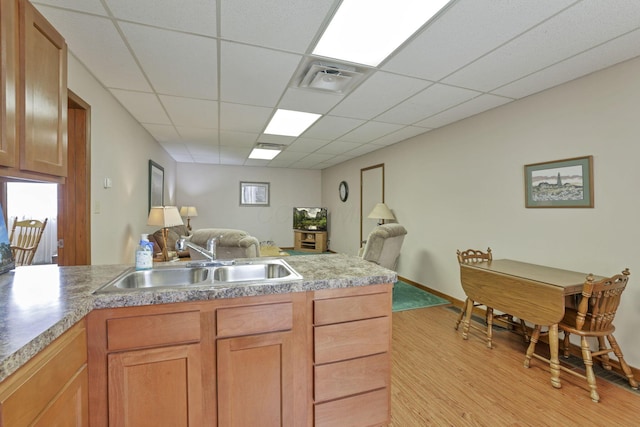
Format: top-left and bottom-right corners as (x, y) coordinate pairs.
(249, 147), (281, 160)
(264, 109), (321, 137)
(313, 0), (449, 67)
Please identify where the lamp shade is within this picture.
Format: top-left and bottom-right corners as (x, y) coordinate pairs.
(367, 203), (395, 221)
(147, 206), (184, 228)
(179, 206), (198, 217)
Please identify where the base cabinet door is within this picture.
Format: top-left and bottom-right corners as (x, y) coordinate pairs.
(108, 344), (202, 427)
(217, 332), (294, 427)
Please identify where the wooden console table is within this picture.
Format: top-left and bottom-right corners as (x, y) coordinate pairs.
(293, 230), (327, 253)
(459, 259), (601, 389)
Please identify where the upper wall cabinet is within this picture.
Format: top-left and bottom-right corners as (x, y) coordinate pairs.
(0, 0), (67, 181)
(0, 0), (19, 168)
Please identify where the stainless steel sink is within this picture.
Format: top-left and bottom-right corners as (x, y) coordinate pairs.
(94, 259), (301, 293)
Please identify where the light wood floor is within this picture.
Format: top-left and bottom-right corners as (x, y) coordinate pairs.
(390, 306), (639, 426)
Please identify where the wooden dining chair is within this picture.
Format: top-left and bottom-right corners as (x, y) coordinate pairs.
(9, 217), (48, 266)
(524, 268), (638, 402)
(455, 247), (528, 348)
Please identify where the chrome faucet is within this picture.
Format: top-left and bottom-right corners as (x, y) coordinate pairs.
(176, 237), (217, 261)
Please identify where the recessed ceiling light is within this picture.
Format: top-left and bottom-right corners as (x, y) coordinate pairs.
(313, 0), (450, 67)
(264, 109), (322, 137)
(249, 143), (284, 160)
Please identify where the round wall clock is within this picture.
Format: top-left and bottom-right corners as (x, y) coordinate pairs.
(339, 181), (349, 202)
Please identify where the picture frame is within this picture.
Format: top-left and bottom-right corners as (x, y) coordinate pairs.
(149, 160), (164, 212)
(240, 181), (270, 206)
(524, 155), (593, 208)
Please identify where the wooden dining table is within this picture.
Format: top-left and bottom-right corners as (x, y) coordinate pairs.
(459, 259), (600, 388)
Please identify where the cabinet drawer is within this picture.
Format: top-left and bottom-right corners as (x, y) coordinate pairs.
(107, 311), (200, 351)
(217, 302), (292, 338)
(314, 388), (389, 427)
(314, 317), (390, 364)
(314, 353), (389, 402)
(314, 292), (390, 325)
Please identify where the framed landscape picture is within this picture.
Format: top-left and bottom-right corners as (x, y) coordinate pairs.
(149, 160), (164, 212)
(524, 155), (593, 208)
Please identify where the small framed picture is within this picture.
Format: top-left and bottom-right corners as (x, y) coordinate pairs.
(240, 182), (270, 206)
(149, 160), (164, 212)
(524, 156), (593, 208)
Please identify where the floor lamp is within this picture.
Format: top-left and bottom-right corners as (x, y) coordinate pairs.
(147, 206), (183, 261)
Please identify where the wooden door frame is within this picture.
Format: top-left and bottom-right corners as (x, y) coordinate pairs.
(58, 89), (90, 265)
(360, 163), (385, 245)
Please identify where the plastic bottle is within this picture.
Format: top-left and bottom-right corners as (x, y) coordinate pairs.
(135, 234), (153, 270)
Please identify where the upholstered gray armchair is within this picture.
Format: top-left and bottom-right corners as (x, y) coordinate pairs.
(360, 223), (407, 271)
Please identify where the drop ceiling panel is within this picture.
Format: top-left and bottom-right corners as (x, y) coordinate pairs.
(220, 146), (252, 165)
(303, 116), (365, 140)
(219, 130), (259, 147)
(105, 0), (217, 37)
(340, 122), (405, 143)
(220, 42), (302, 106)
(143, 124), (181, 142)
(415, 94), (513, 128)
(176, 127), (218, 144)
(316, 141), (363, 155)
(279, 88), (344, 114)
(286, 138), (331, 153)
(494, 28), (640, 99)
(382, 0), (576, 81)
(120, 23), (218, 99)
(34, 0), (108, 15)
(330, 72), (433, 120)
(35, 7), (150, 91)
(110, 90), (171, 124)
(339, 143), (383, 158)
(220, 0), (334, 52)
(376, 84), (480, 125)
(370, 126), (431, 147)
(159, 141), (192, 157)
(160, 95), (218, 128)
(219, 103), (272, 133)
(443, 1), (640, 91)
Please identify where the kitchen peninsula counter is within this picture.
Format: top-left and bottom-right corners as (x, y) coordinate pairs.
(0, 253), (396, 382)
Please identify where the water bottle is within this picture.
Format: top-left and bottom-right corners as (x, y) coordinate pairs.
(135, 234), (153, 270)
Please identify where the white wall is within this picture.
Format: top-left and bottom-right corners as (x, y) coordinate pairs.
(322, 56), (640, 367)
(67, 54), (177, 265)
(176, 163), (321, 247)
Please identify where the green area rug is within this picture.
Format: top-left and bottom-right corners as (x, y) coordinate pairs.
(393, 281), (450, 312)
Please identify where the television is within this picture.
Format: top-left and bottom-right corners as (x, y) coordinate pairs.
(293, 207), (327, 231)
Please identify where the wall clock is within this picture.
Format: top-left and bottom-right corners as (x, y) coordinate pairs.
(339, 181), (349, 202)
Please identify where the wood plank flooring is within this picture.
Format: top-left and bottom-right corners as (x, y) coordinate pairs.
(390, 306), (639, 426)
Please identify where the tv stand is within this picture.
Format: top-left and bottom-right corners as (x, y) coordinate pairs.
(293, 230), (327, 253)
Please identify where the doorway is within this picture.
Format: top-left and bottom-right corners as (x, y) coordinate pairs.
(360, 164), (385, 245)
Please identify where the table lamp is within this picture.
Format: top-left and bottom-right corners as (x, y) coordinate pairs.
(179, 206), (198, 231)
(367, 203), (395, 226)
(147, 206), (183, 261)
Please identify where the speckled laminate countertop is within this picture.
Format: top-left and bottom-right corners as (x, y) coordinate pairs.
(0, 253), (396, 382)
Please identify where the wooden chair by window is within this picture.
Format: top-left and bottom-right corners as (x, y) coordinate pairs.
(455, 248), (528, 348)
(9, 217), (48, 266)
(524, 268), (638, 402)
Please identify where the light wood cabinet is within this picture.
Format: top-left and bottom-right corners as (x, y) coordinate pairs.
(312, 284), (393, 427)
(0, 0), (67, 181)
(294, 230), (328, 253)
(0, 319), (88, 427)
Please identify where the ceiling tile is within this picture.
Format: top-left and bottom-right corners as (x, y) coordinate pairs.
(443, 0), (640, 91)
(120, 23), (218, 98)
(35, 7), (150, 91)
(494, 28), (640, 98)
(220, 42), (301, 106)
(219, 103), (272, 133)
(316, 141), (363, 155)
(414, 94), (513, 128)
(110, 90), (171, 124)
(160, 95), (218, 128)
(331, 71), (433, 120)
(303, 116), (365, 140)
(370, 126), (431, 147)
(34, 0), (108, 15)
(382, 0), (575, 81)
(376, 83), (480, 125)
(220, 0), (334, 52)
(339, 121), (405, 143)
(176, 127), (218, 144)
(105, 0), (217, 37)
(286, 138), (331, 153)
(220, 146), (252, 165)
(143, 124), (181, 142)
(219, 130), (259, 147)
(337, 143), (382, 158)
(279, 87), (344, 114)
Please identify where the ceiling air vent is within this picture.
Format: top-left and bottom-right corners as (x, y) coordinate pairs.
(299, 62), (362, 94)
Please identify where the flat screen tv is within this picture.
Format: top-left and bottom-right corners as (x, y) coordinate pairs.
(293, 207), (327, 231)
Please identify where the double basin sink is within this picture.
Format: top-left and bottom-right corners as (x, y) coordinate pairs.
(95, 259), (302, 293)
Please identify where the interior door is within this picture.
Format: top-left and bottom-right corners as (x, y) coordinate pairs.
(360, 164), (384, 246)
